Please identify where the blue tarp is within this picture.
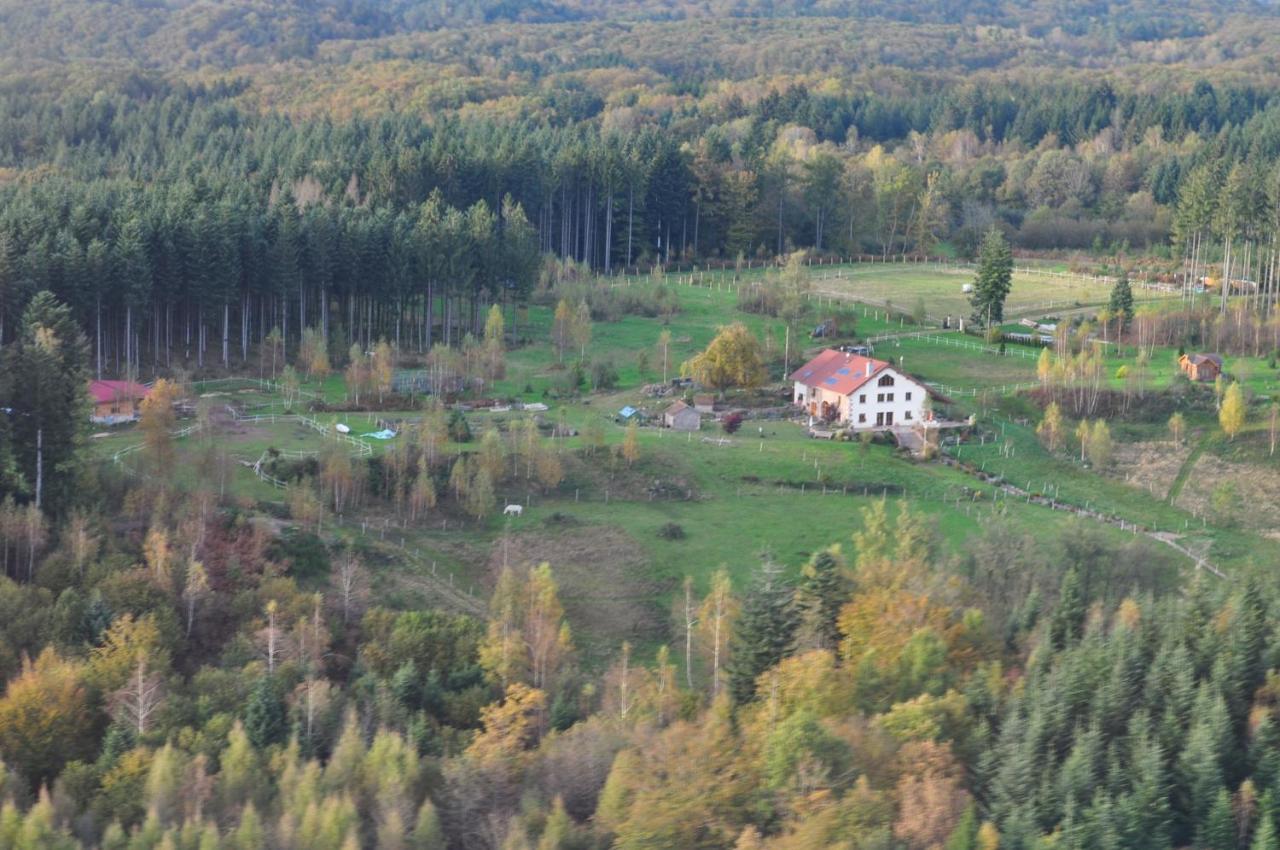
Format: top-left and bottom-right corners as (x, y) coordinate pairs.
(619, 406), (638, 418)
(361, 429), (397, 440)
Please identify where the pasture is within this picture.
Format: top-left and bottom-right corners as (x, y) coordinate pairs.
(90, 260), (1280, 659)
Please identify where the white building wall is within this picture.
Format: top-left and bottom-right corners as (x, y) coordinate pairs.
(844, 369), (927, 429)
(795, 368), (928, 428)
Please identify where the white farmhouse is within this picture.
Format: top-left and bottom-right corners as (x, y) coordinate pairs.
(790, 349), (930, 429)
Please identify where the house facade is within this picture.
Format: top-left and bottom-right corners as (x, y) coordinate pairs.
(89, 380), (150, 424)
(791, 349), (929, 429)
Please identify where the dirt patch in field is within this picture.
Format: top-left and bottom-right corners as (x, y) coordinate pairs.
(1176, 454), (1280, 530)
(485, 525), (672, 663)
(1109, 440), (1189, 500)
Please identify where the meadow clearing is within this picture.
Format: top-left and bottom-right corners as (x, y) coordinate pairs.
(91, 261), (1280, 657)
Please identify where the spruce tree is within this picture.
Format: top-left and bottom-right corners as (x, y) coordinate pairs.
(727, 561), (797, 703)
(1049, 568), (1086, 650)
(969, 227), (1013, 328)
(1108, 271), (1135, 330)
(1200, 788), (1235, 850)
(0, 291), (90, 514)
(1178, 718), (1224, 843)
(243, 677), (286, 749)
(1256, 793), (1280, 850)
(794, 547), (846, 651)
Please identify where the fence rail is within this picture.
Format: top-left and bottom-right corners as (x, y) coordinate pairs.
(110, 405), (373, 485)
(867, 329), (1044, 361)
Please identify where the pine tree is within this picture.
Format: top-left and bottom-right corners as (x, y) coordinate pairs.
(969, 228), (1013, 328)
(0, 291), (90, 513)
(243, 677), (286, 749)
(537, 797), (573, 850)
(727, 560), (797, 703)
(1108, 272), (1135, 330)
(943, 803), (978, 850)
(1179, 718), (1224, 842)
(1049, 568), (1086, 650)
(410, 799), (446, 850)
(1255, 794), (1280, 850)
(795, 546), (847, 651)
(1200, 788), (1235, 850)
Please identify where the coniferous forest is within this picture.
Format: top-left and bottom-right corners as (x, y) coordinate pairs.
(5, 1), (1280, 848)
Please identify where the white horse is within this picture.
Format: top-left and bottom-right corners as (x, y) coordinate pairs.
(503, 504), (523, 517)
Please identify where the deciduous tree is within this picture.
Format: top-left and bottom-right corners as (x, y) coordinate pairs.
(682, 323), (767, 396)
(1221, 381), (1246, 440)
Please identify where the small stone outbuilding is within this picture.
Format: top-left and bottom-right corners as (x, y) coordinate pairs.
(663, 400), (701, 431)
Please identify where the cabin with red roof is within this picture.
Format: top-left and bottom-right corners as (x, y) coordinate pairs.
(790, 349), (929, 429)
(89, 380), (150, 424)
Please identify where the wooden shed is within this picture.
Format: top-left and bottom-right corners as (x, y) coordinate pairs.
(1179, 353), (1223, 383)
(663, 400), (701, 431)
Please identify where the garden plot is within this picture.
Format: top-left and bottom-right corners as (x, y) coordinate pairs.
(1108, 440), (1191, 501)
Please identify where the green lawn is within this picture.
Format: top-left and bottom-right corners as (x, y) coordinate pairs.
(810, 263), (1172, 319)
(89, 261), (1280, 661)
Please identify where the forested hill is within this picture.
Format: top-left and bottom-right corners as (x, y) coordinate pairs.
(0, 0), (1276, 71)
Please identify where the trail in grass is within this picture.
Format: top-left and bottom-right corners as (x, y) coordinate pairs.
(1166, 434), (1210, 505)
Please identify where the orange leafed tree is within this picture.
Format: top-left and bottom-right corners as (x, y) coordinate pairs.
(0, 648), (95, 787)
(140, 378), (180, 475)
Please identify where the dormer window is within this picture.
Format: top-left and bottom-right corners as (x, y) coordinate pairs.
(877, 374), (895, 387)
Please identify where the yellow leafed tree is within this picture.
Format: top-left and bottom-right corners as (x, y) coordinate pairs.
(1220, 381), (1246, 440)
(682, 322), (767, 396)
(140, 378), (180, 474)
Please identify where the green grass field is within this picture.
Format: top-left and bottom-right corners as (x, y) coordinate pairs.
(809, 262), (1174, 319)
(90, 260), (1280, 661)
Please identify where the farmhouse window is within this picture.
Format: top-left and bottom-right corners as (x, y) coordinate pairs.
(858, 414), (866, 423)
(905, 392), (912, 401)
(876, 393), (884, 402)
(886, 393), (894, 402)
(877, 375), (895, 386)
(859, 394), (866, 403)
(905, 411), (913, 420)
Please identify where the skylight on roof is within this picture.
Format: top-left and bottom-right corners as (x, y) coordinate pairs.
(824, 377), (837, 385)
(836, 367), (850, 375)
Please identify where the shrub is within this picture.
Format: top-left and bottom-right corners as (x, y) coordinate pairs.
(658, 522), (686, 540)
(722, 412), (745, 434)
(591, 360), (619, 391)
(447, 409), (472, 442)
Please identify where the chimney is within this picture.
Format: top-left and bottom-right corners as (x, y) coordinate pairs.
(866, 361), (873, 378)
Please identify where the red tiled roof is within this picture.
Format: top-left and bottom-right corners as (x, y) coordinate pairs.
(88, 380), (149, 404)
(790, 349), (889, 396)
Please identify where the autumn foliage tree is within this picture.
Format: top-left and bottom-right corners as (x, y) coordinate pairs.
(480, 563), (574, 692)
(139, 378), (180, 476)
(0, 648), (95, 787)
(682, 323), (767, 396)
(1221, 381), (1247, 440)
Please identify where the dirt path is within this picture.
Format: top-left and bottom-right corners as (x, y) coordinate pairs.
(1165, 434), (1209, 505)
